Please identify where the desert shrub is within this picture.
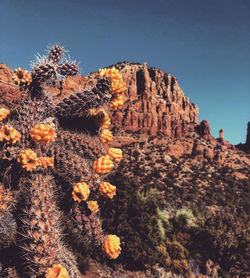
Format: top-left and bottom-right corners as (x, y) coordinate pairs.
(101, 173), (163, 269)
(156, 208), (172, 239)
(174, 207), (198, 230)
(101, 173), (196, 273)
(157, 240), (190, 274)
(101, 166), (250, 276)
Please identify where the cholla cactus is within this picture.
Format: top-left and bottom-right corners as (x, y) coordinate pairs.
(0, 45), (126, 277)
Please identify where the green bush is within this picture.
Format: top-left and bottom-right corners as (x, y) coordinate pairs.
(101, 173), (162, 269)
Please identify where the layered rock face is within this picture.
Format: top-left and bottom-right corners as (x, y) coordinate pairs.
(107, 62), (199, 137)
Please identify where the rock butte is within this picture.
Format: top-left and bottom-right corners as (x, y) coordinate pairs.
(93, 62), (199, 138)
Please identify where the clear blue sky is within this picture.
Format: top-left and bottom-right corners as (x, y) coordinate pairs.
(1, 0), (249, 144)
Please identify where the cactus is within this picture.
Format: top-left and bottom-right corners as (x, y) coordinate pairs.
(54, 78), (112, 118)
(0, 45), (126, 277)
(0, 184), (16, 250)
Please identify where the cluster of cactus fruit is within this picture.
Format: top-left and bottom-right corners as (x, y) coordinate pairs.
(0, 45), (126, 277)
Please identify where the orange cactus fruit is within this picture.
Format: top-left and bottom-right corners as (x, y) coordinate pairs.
(45, 264), (69, 278)
(101, 113), (111, 129)
(0, 108), (10, 122)
(18, 149), (38, 171)
(30, 124), (56, 144)
(37, 157), (54, 169)
(111, 79), (127, 95)
(110, 94), (125, 110)
(98, 68), (108, 77)
(107, 148), (123, 162)
(12, 68), (32, 85)
(100, 129), (113, 143)
(0, 125), (21, 144)
(93, 155), (114, 174)
(99, 67), (127, 94)
(87, 201), (99, 213)
(103, 234), (121, 259)
(72, 182), (90, 203)
(99, 182), (116, 199)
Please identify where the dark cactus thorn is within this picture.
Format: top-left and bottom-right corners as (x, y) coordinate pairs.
(0, 44), (126, 276)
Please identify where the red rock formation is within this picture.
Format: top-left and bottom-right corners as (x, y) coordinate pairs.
(219, 128), (224, 142)
(199, 120), (211, 139)
(235, 122), (250, 153)
(197, 120), (217, 144)
(106, 62), (199, 137)
(246, 122), (250, 149)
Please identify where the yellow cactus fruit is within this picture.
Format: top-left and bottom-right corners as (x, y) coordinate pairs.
(93, 155), (114, 174)
(72, 182), (90, 203)
(99, 182), (116, 199)
(0, 125), (21, 144)
(103, 235), (121, 259)
(0, 108), (10, 122)
(87, 201), (99, 213)
(12, 67), (32, 86)
(108, 148), (123, 162)
(111, 79), (127, 95)
(99, 67), (127, 94)
(30, 124), (56, 144)
(110, 94), (125, 110)
(100, 129), (113, 143)
(98, 68), (109, 77)
(45, 264), (69, 278)
(101, 113), (111, 129)
(37, 157), (54, 169)
(18, 149), (38, 171)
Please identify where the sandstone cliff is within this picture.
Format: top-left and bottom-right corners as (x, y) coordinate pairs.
(89, 62), (199, 137)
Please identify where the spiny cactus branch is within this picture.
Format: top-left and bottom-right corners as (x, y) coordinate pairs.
(0, 44), (126, 276)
